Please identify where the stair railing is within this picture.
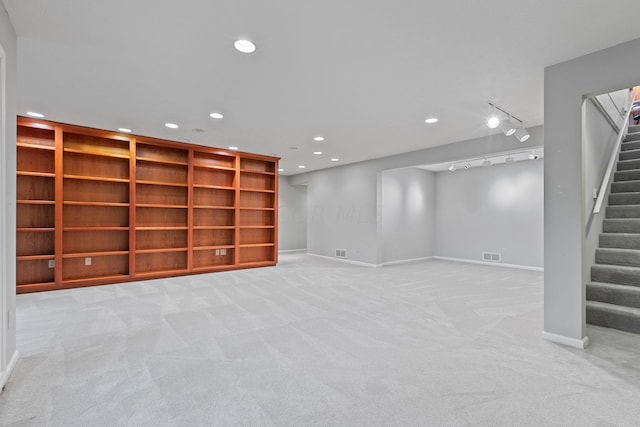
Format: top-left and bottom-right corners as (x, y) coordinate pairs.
(593, 91), (638, 214)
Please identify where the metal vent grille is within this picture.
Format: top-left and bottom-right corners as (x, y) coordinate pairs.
(482, 252), (502, 262)
(335, 249), (347, 258)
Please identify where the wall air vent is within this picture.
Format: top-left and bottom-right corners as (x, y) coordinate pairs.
(335, 249), (347, 258)
(482, 252), (502, 262)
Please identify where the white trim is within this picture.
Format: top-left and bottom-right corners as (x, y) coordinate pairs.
(432, 256), (544, 272)
(542, 331), (590, 349)
(278, 249), (307, 254)
(382, 256), (434, 266)
(0, 40), (6, 377)
(0, 350), (18, 393)
(307, 252), (381, 268)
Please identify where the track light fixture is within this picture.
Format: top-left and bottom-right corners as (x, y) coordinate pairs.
(464, 162), (471, 170)
(448, 163), (456, 171)
(487, 102), (529, 141)
(482, 159), (492, 167)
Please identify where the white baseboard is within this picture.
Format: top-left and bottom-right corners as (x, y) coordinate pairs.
(382, 256), (434, 266)
(542, 331), (589, 349)
(278, 249), (307, 254)
(307, 253), (381, 268)
(0, 350), (19, 393)
(432, 256), (544, 272)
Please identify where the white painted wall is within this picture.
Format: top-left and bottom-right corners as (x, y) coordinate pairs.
(278, 176), (307, 251)
(290, 126), (543, 265)
(0, 5), (18, 391)
(545, 37), (640, 348)
(381, 168), (435, 263)
(434, 160), (544, 268)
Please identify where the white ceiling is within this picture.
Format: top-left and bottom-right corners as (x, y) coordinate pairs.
(4, 0), (640, 175)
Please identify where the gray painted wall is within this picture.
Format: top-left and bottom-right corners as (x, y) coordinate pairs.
(289, 126), (543, 265)
(545, 37), (640, 346)
(381, 168), (435, 263)
(278, 176), (307, 251)
(434, 160), (544, 268)
(0, 5), (17, 386)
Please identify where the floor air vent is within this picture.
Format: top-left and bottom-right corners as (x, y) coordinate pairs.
(482, 252), (502, 262)
(335, 249), (347, 258)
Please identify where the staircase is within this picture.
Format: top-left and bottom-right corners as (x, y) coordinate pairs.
(587, 124), (640, 334)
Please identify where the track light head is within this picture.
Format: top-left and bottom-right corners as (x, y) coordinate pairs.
(464, 162), (471, 170)
(528, 151), (539, 160)
(482, 159), (492, 167)
(501, 116), (517, 136)
(514, 126), (530, 142)
(505, 156), (516, 164)
(448, 164), (456, 171)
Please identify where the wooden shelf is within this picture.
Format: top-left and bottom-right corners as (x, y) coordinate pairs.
(136, 180), (188, 187)
(135, 248), (187, 254)
(63, 251), (129, 258)
(17, 142), (55, 151)
(64, 174), (129, 183)
(239, 188), (275, 193)
(17, 171), (55, 178)
(16, 118), (279, 292)
(17, 200), (55, 205)
(240, 169), (276, 176)
(63, 201), (129, 207)
(64, 147), (130, 159)
(16, 254), (54, 261)
(136, 156), (188, 166)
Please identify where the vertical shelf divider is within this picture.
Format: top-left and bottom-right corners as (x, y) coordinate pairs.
(129, 137), (137, 277)
(187, 149), (194, 271)
(54, 126), (64, 286)
(234, 156), (241, 267)
(274, 160), (279, 264)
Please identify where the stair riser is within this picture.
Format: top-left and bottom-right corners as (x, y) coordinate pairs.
(629, 125), (640, 134)
(611, 181), (640, 193)
(586, 307), (640, 334)
(587, 286), (640, 309)
(614, 170), (640, 182)
(619, 150), (640, 161)
(603, 220), (640, 233)
(621, 141), (640, 152)
(616, 160), (640, 171)
(591, 266), (640, 286)
(609, 193), (640, 205)
(606, 206), (640, 218)
(600, 234), (640, 250)
(625, 132), (640, 142)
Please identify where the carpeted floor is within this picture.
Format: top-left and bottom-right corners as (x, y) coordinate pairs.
(1, 253), (639, 426)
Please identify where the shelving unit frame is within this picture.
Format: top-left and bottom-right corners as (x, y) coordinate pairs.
(16, 117), (279, 293)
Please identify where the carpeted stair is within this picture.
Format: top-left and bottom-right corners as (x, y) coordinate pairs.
(587, 124), (640, 334)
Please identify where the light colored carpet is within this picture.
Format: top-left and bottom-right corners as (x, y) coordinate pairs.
(1, 254), (640, 426)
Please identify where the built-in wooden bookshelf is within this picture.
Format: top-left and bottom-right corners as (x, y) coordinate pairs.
(16, 117), (279, 293)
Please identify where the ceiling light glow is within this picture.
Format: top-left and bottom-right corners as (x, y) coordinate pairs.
(448, 164), (456, 171)
(487, 116), (500, 129)
(314, 136), (325, 142)
(314, 151), (322, 155)
(234, 39), (256, 53)
(118, 128), (132, 133)
(331, 158), (339, 162)
(209, 112), (224, 119)
(298, 165), (306, 169)
(228, 146), (239, 151)
(425, 117), (439, 124)
(27, 111), (45, 118)
(165, 123), (179, 129)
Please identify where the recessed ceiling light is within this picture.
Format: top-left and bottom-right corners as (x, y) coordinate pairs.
(229, 146), (239, 151)
(314, 151), (322, 155)
(192, 128), (205, 133)
(298, 165), (306, 169)
(314, 136), (325, 142)
(234, 39), (256, 54)
(165, 123), (179, 129)
(425, 117), (439, 124)
(331, 158), (339, 162)
(118, 127), (132, 133)
(209, 112), (224, 119)
(487, 116), (500, 129)
(26, 111), (45, 118)
(278, 168), (284, 172)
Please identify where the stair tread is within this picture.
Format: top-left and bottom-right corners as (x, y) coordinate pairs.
(588, 281), (640, 292)
(586, 300), (640, 316)
(601, 232), (640, 237)
(592, 264), (640, 272)
(597, 247), (640, 254)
